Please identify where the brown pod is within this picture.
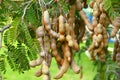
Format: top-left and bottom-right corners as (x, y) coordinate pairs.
(94, 42), (104, 54)
(93, 3), (99, 11)
(51, 39), (57, 50)
(96, 34), (103, 43)
(99, 2), (105, 12)
(43, 74), (50, 80)
(110, 27), (119, 37)
(66, 35), (73, 47)
(36, 26), (44, 38)
(62, 43), (71, 62)
(35, 68), (42, 77)
(42, 61), (49, 74)
(96, 23), (103, 34)
(36, 56), (43, 66)
(93, 11), (100, 17)
(99, 13), (106, 24)
(76, 0), (82, 11)
(73, 40), (79, 51)
(59, 34), (65, 41)
(71, 58), (80, 74)
(54, 58), (69, 79)
(90, 1), (94, 8)
(79, 10), (93, 31)
(52, 50), (63, 66)
(47, 53), (52, 67)
(29, 60), (37, 67)
(92, 17), (98, 28)
(59, 15), (65, 34)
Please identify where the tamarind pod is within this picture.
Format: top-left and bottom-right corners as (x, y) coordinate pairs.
(66, 35), (74, 47)
(76, 0), (82, 11)
(43, 10), (50, 26)
(40, 51), (46, 57)
(99, 13), (106, 24)
(49, 30), (59, 38)
(37, 37), (46, 57)
(51, 39), (63, 65)
(43, 10), (59, 38)
(35, 68), (42, 77)
(99, 1), (105, 12)
(110, 27), (119, 37)
(73, 40), (79, 51)
(38, 37), (44, 52)
(36, 26), (44, 38)
(59, 34), (65, 41)
(29, 56), (43, 67)
(93, 34), (99, 47)
(44, 35), (51, 52)
(43, 74), (50, 80)
(71, 58), (80, 74)
(65, 22), (70, 34)
(95, 23), (103, 34)
(47, 53), (52, 67)
(93, 2), (99, 11)
(29, 60), (37, 67)
(42, 61), (49, 75)
(54, 58), (69, 79)
(94, 42), (104, 54)
(79, 10), (93, 31)
(96, 34), (103, 43)
(52, 50), (63, 66)
(102, 29), (108, 47)
(36, 56), (44, 66)
(59, 15), (65, 34)
(62, 43), (71, 62)
(51, 39), (57, 50)
(93, 11), (100, 17)
(92, 17), (98, 28)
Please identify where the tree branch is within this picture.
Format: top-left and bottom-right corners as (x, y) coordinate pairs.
(21, 0), (32, 23)
(0, 24), (11, 33)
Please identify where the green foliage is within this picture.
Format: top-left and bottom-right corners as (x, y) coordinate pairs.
(104, 0), (120, 19)
(0, 54), (6, 74)
(93, 54), (120, 80)
(25, 4), (39, 28)
(6, 44), (30, 73)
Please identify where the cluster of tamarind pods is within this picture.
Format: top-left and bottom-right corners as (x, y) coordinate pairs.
(88, 0), (120, 61)
(28, 0), (120, 79)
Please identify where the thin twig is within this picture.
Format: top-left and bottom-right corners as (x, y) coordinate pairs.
(0, 24), (11, 33)
(38, 0), (46, 12)
(21, 0), (32, 23)
(0, 24), (11, 48)
(46, 0), (54, 6)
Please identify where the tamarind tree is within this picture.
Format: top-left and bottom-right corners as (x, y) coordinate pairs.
(0, 0), (120, 80)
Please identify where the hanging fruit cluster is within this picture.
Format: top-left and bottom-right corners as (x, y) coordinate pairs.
(28, 0), (120, 79)
(28, 0), (88, 79)
(88, 0), (111, 61)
